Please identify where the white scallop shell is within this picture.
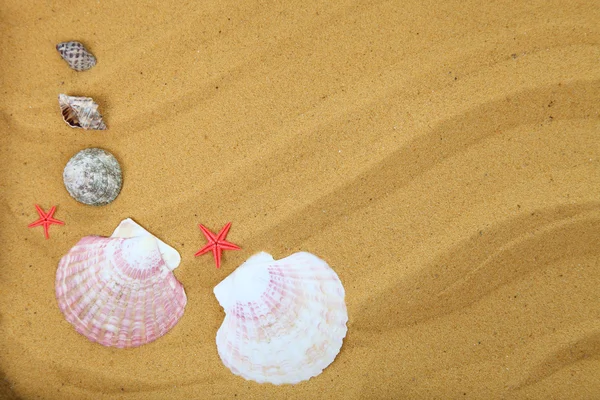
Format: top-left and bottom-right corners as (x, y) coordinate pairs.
(55, 219), (186, 348)
(214, 252), (348, 384)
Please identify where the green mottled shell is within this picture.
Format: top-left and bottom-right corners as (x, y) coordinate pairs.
(63, 148), (122, 206)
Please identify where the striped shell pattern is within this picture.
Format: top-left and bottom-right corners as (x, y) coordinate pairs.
(56, 220), (187, 348)
(214, 252), (348, 384)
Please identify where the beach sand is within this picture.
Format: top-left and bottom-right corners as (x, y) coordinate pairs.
(1, 0), (599, 398)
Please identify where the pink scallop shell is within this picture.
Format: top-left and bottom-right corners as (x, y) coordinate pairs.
(214, 252), (348, 384)
(56, 234), (186, 348)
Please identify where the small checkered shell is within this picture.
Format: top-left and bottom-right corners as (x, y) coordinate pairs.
(56, 233), (187, 348)
(63, 148), (122, 206)
(56, 41), (96, 71)
(58, 94), (106, 130)
(214, 252), (348, 385)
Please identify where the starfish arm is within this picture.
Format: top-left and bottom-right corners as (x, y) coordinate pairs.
(213, 247), (222, 269)
(218, 240), (241, 250)
(194, 243), (215, 257)
(43, 223), (50, 239)
(47, 217), (65, 225)
(216, 222), (232, 241)
(46, 206), (57, 219)
(34, 204), (45, 217)
(28, 219), (45, 228)
(199, 224), (218, 241)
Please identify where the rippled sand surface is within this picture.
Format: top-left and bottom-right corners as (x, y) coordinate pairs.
(1, 0), (599, 398)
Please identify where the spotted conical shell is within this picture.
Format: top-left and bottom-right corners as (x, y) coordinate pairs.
(56, 41), (96, 71)
(63, 148), (122, 206)
(214, 252), (348, 385)
(58, 94), (106, 130)
(56, 219), (187, 348)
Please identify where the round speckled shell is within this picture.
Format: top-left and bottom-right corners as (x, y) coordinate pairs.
(214, 252), (348, 385)
(56, 233), (186, 348)
(58, 94), (106, 130)
(56, 41), (96, 71)
(63, 148), (122, 206)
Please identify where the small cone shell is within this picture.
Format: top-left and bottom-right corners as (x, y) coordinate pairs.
(56, 224), (186, 348)
(214, 252), (348, 385)
(56, 41), (96, 71)
(58, 94), (106, 130)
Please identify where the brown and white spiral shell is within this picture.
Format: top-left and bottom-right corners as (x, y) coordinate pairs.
(58, 94), (106, 130)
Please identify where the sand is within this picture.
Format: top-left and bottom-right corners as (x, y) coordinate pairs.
(1, 0), (599, 398)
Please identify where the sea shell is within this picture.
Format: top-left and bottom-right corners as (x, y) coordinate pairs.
(58, 94), (106, 130)
(63, 147), (122, 206)
(214, 252), (348, 385)
(56, 41), (97, 71)
(56, 219), (187, 348)
(111, 218), (181, 270)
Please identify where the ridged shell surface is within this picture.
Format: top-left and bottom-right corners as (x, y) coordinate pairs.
(56, 234), (187, 348)
(56, 41), (96, 71)
(214, 252), (348, 385)
(111, 218), (181, 271)
(58, 94), (106, 130)
(63, 148), (122, 206)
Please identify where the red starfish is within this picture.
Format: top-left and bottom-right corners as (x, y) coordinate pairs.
(194, 222), (241, 269)
(28, 204), (64, 239)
